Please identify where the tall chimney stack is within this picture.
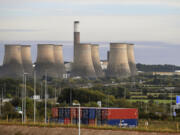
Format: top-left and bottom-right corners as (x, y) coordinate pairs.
(74, 21), (80, 62)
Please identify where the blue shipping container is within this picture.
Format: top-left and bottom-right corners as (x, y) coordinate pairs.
(96, 109), (101, 120)
(101, 120), (107, 125)
(88, 109), (96, 119)
(82, 109), (89, 119)
(50, 118), (58, 123)
(82, 119), (89, 125)
(58, 108), (64, 118)
(58, 118), (64, 124)
(64, 108), (70, 118)
(107, 119), (138, 127)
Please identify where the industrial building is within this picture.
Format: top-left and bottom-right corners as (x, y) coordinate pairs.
(127, 44), (137, 76)
(21, 45), (33, 75)
(0, 21), (137, 79)
(0, 45), (24, 78)
(35, 44), (66, 79)
(106, 43), (131, 78)
(91, 44), (104, 77)
(72, 43), (96, 78)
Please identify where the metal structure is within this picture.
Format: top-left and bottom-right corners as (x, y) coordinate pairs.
(35, 44), (57, 78)
(54, 45), (66, 78)
(127, 44), (137, 76)
(0, 45), (23, 78)
(21, 45), (33, 75)
(91, 44), (104, 77)
(72, 43), (96, 78)
(106, 43), (131, 78)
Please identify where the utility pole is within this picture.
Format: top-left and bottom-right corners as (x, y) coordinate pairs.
(45, 72), (47, 124)
(34, 71), (36, 124)
(22, 74), (24, 123)
(24, 73), (27, 123)
(0, 88), (3, 116)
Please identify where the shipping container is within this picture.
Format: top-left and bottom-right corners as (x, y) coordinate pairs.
(58, 118), (64, 124)
(107, 108), (138, 119)
(52, 108), (58, 118)
(71, 108), (77, 119)
(58, 108), (64, 118)
(101, 109), (108, 120)
(88, 108), (96, 119)
(82, 108), (89, 119)
(64, 108), (71, 118)
(77, 108), (83, 118)
(52, 107), (138, 127)
(107, 119), (138, 127)
(50, 118), (58, 123)
(82, 119), (89, 125)
(89, 119), (95, 125)
(72, 118), (77, 124)
(64, 118), (71, 124)
(96, 109), (101, 120)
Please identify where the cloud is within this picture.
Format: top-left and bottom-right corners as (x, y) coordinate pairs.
(0, 29), (45, 32)
(1, 0), (180, 7)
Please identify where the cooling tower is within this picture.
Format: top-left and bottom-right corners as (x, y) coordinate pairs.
(21, 45), (33, 75)
(0, 45), (23, 78)
(106, 43), (130, 78)
(54, 45), (66, 78)
(107, 51), (110, 62)
(91, 44), (104, 77)
(72, 43), (96, 78)
(127, 44), (137, 76)
(74, 21), (80, 62)
(35, 44), (57, 78)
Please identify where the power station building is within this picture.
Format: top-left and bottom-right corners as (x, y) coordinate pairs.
(91, 44), (104, 77)
(35, 44), (66, 79)
(0, 45), (24, 78)
(127, 44), (137, 76)
(0, 21), (137, 79)
(106, 43), (131, 78)
(54, 45), (66, 78)
(21, 45), (33, 75)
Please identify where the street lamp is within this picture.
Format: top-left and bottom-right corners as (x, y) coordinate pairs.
(73, 103), (81, 135)
(23, 72), (29, 123)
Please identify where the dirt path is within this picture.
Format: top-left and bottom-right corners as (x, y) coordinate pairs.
(0, 125), (179, 135)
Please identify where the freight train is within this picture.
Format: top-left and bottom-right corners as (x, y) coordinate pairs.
(51, 107), (138, 127)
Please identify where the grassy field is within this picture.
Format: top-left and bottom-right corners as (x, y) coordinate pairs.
(128, 99), (176, 104)
(0, 120), (179, 133)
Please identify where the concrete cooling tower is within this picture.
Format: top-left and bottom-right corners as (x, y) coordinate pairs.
(54, 45), (66, 78)
(72, 43), (96, 78)
(74, 21), (80, 62)
(91, 44), (104, 77)
(0, 45), (23, 78)
(106, 43), (130, 78)
(35, 44), (57, 78)
(127, 44), (137, 76)
(21, 45), (33, 75)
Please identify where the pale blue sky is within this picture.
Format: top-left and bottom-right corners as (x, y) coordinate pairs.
(0, 0), (180, 65)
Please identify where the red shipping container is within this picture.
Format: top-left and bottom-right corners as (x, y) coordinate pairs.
(64, 118), (71, 124)
(52, 107), (58, 118)
(77, 108), (83, 118)
(101, 109), (108, 120)
(107, 108), (138, 120)
(89, 119), (95, 125)
(71, 108), (77, 119)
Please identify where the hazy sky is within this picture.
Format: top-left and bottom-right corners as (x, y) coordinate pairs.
(0, 0), (180, 43)
(0, 0), (180, 65)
